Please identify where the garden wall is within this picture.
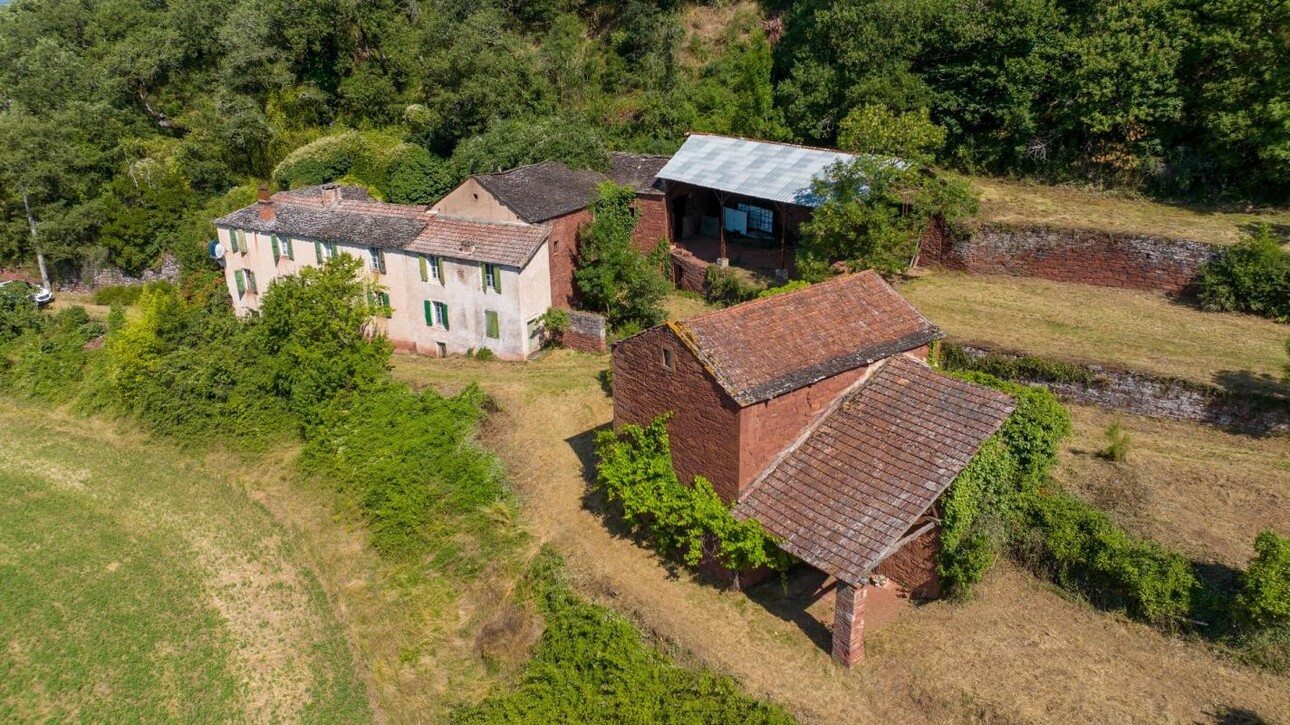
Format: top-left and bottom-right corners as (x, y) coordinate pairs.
(952, 344), (1288, 435)
(559, 310), (607, 354)
(920, 223), (1221, 294)
(670, 247), (709, 294)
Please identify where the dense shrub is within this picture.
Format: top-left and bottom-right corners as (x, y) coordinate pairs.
(1099, 420), (1132, 462)
(575, 183), (671, 332)
(456, 549), (794, 724)
(1018, 491), (1198, 627)
(1236, 530), (1290, 628)
(947, 371), (1073, 491)
(704, 266), (762, 307)
(383, 143), (455, 205)
(594, 416), (790, 575)
(1, 307), (103, 402)
(92, 285), (144, 307)
(301, 384), (512, 561)
(272, 131), (385, 190)
(1196, 228), (1290, 322)
(939, 343), (1096, 385)
(0, 283), (42, 344)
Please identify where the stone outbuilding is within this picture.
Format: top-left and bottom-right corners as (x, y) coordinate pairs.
(610, 272), (1014, 666)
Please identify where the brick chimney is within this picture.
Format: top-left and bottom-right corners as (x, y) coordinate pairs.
(321, 183), (341, 208)
(257, 186), (275, 222)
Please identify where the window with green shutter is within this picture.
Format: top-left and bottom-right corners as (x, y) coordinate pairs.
(435, 301), (449, 330)
(378, 292), (391, 318)
(284, 237), (294, 260)
(485, 310), (499, 339)
(423, 300), (433, 325)
(234, 269), (246, 297)
(434, 256), (444, 283)
(271, 235), (281, 261)
(482, 263), (501, 293)
(315, 241), (324, 264)
(419, 255), (429, 282)
(228, 229), (240, 253)
(327, 242), (338, 259)
(238, 230), (248, 252)
(246, 270), (257, 294)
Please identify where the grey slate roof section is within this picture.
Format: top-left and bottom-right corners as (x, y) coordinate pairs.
(474, 152), (669, 223)
(655, 133), (862, 207)
(212, 204), (427, 250)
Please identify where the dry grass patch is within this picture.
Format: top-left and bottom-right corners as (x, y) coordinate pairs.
(969, 175), (1290, 247)
(391, 350), (1290, 725)
(1054, 405), (1290, 569)
(898, 271), (1289, 391)
(678, 0), (763, 67)
(664, 290), (719, 321)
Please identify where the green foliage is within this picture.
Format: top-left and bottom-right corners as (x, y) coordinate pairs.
(383, 144), (456, 205)
(473, 347), (497, 362)
(938, 343), (1097, 385)
(300, 384), (512, 562)
(1099, 420), (1132, 462)
(99, 166), (199, 275)
(450, 116), (609, 177)
(594, 417), (790, 575)
(1, 307), (103, 402)
(575, 183), (671, 332)
(1236, 531), (1290, 628)
(838, 105), (947, 164)
(92, 285), (144, 307)
(797, 158), (978, 277)
(757, 280), (812, 299)
(704, 266), (763, 307)
(947, 371), (1073, 491)
(0, 283), (42, 345)
(538, 307), (570, 335)
(455, 549), (795, 724)
(1018, 490), (1198, 627)
(1196, 227), (1290, 322)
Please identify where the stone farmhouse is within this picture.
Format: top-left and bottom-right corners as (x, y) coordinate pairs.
(212, 153), (667, 360)
(610, 272), (1015, 666)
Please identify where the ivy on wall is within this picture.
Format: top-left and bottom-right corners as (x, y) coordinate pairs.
(594, 416), (791, 576)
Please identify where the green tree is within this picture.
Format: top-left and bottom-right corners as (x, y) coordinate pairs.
(837, 105), (947, 163)
(797, 158), (978, 278)
(1236, 530), (1290, 628)
(574, 182), (670, 332)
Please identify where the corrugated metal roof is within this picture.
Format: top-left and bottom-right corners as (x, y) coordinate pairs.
(654, 134), (861, 207)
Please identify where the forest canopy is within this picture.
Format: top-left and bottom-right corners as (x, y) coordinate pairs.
(1, 0), (1286, 279)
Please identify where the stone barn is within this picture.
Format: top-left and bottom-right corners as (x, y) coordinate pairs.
(610, 272), (1014, 665)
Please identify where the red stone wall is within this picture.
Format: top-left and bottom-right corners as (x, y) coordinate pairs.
(632, 193), (671, 253)
(611, 325), (744, 501)
(737, 365), (871, 493)
(545, 209), (592, 310)
(875, 525), (942, 599)
(559, 310), (607, 354)
(670, 247), (709, 293)
(920, 223), (1221, 294)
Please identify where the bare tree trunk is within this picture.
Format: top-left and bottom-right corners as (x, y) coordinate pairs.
(21, 189), (51, 290)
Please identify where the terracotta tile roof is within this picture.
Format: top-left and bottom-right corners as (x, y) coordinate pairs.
(474, 152), (669, 223)
(405, 214), (550, 267)
(672, 271), (941, 406)
(734, 355), (1015, 585)
(212, 185), (429, 249)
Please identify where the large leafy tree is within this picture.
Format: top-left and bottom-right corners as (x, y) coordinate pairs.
(574, 182), (671, 332)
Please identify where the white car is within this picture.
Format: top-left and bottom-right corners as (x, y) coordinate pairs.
(0, 280), (54, 307)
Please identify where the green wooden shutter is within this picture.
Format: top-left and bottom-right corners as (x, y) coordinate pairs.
(439, 302), (450, 331)
(435, 257), (444, 283)
(234, 270), (245, 296)
(271, 235), (280, 261)
(285, 237), (294, 260)
(480, 263), (487, 291)
(238, 230), (247, 252)
(315, 241), (323, 264)
(493, 265), (501, 294)
(423, 300), (433, 325)
(247, 271), (257, 294)
(419, 255), (428, 282)
(229, 230), (238, 253)
(485, 310), (499, 339)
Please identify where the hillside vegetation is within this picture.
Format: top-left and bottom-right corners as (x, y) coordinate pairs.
(2, 0), (1287, 281)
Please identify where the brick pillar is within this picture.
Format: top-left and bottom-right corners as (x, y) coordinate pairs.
(832, 581), (866, 667)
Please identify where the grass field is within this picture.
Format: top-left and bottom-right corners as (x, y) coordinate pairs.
(970, 176), (1290, 246)
(392, 350), (1290, 724)
(898, 271), (1289, 391)
(1056, 405), (1290, 569)
(0, 402), (368, 723)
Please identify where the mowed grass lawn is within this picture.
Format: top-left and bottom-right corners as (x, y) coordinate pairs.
(0, 401), (368, 723)
(898, 271), (1289, 391)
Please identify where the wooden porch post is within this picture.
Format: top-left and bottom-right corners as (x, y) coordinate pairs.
(775, 202), (789, 281)
(714, 190), (729, 267)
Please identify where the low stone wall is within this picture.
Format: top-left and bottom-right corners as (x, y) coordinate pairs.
(560, 310), (607, 354)
(952, 344), (1288, 435)
(921, 224), (1221, 294)
(670, 247), (709, 294)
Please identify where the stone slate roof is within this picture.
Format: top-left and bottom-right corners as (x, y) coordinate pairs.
(671, 271), (941, 406)
(212, 185), (550, 265)
(212, 186), (428, 250)
(734, 354), (1015, 585)
(474, 152), (669, 223)
(406, 215), (550, 267)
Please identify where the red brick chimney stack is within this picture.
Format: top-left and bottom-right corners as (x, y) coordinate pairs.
(257, 186), (275, 222)
(321, 183), (341, 208)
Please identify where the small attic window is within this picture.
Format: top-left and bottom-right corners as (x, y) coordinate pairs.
(661, 346), (674, 370)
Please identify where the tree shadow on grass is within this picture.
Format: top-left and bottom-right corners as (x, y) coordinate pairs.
(1205, 705), (1276, 725)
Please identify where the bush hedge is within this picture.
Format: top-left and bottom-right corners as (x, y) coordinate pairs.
(1196, 227), (1290, 322)
(1236, 530), (1290, 628)
(939, 342), (1096, 386)
(91, 285), (144, 307)
(594, 416), (790, 575)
